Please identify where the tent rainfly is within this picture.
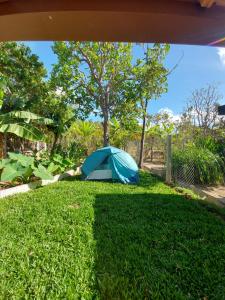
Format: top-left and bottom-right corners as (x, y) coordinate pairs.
(81, 146), (139, 184)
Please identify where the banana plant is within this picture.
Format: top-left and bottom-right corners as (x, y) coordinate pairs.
(0, 110), (53, 141)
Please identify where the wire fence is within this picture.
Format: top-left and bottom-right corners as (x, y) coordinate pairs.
(126, 135), (198, 187)
(172, 161), (195, 186)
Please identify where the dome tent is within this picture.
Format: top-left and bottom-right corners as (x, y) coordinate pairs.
(81, 146), (139, 184)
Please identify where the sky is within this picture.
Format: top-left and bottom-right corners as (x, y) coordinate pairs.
(25, 41), (225, 118)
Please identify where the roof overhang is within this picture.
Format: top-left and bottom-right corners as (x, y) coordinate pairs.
(0, 0), (225, 46)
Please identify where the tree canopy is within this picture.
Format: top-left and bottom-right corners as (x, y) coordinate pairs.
(0, 42), (47, 112)
(51, 42), (136, 146)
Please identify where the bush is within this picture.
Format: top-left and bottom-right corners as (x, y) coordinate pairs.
(38, 142), (85, 175)
(0, 152), (53, 183)
(38, 152), (76, 175)
(194, 135), (225, 158)
(172, 145), (224, 185)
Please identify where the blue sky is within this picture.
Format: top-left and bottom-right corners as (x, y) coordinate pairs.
(25, 42), (225, 117)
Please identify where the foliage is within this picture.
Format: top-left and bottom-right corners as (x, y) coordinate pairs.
(0, 42), (46, 112)
(35, 89), (77, 153)
(39, 152), (76, 175)
(65, 121), (101, 154)
(51, 42), (135, 146)
(172, 144), (224, 184)
(147, 111), (175, 137)
(0, 110), (53, 142)
(1, 172), (225, 298)
(38, 142), (85, 174)
(194, 134), (225, 157)
(133, 44), (170, 167)
(0, 152), (53, 182)
(110, 117), (140, 149)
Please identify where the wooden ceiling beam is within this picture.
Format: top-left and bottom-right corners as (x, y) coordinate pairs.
(199, 0), (215, 8)
(0, 0), (225, 45)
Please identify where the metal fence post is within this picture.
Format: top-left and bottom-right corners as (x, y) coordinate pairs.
(166, 135), (172, 184)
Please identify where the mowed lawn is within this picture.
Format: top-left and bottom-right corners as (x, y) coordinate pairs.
(0, 173), (225, 299)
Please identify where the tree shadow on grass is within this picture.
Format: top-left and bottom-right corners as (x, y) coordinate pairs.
(93, 193), (225, 300)
(60, 175), (81, 182)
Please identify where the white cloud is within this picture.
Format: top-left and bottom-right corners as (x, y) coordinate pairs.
(158, 108), (181, 122)
(217, 47), (225, 66)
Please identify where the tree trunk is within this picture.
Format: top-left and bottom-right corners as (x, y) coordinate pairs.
(2, 133), (7, 158)
(0, 133), (4, 159)
(138, 112), (147, 168)
(150, 139), (153, 162)
(103, 112), (109, 147)
(51, 133), (59, 156)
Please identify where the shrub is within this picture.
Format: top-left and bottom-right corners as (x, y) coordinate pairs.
(0, 152), (53, 183)
(38, 152), (76, 175)
(194, 135), (225, 158)
(172, 145), (224, 185)
(37, 142), (85, 175)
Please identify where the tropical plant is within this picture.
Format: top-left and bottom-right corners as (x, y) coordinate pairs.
(0, 110), (53, 158)
(66, 121), (101, 154)
(0, 152), (53, 183)
(38, 140), (85, 175)
(0, 110), (53, 141)
(39, 152), (76, 175)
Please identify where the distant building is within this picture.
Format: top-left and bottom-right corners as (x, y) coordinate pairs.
(218, 105), (225, 115)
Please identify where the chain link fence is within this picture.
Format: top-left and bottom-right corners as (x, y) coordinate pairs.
(172, 160), (195, 186)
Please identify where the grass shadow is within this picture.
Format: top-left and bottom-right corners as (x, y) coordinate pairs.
(60, 174), (82, 182)
(93, 192), (225, 299)
(61, 170), (160, 189)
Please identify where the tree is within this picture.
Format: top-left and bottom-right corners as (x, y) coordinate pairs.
(133, 44), (170, 168)
(0, 42), (47, 112)
(0, 42), (49, 157)
(51, 42), (133, 146)
(185, 84), (222, 133)
(37, 90), (75, 154)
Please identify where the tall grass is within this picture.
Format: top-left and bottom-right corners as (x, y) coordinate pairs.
(172, 145), (224, 185)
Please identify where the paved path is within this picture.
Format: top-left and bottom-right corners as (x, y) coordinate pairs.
(144, 162), (225, 207)
(143, 162), (165, 178)
(198, 185), (225, 206)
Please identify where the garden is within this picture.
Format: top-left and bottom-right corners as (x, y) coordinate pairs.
(0, 41), (224, 299)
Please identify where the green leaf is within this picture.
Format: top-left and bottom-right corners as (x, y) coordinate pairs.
(33, 164), (54, 180)
(0, 123), (44, 141)
(0, 159), (11, 169)
(1, 163), (24, 182)
(8, 152), (34, 167)
(22, 166), (33, 181)
(4, 111), (53, 125)
(47, 162), (59, 174)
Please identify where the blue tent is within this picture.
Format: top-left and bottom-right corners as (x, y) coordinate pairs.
(81, 146), (139, 184)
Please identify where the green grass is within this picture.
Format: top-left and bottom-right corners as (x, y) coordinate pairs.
(0, 172), (225, 299)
